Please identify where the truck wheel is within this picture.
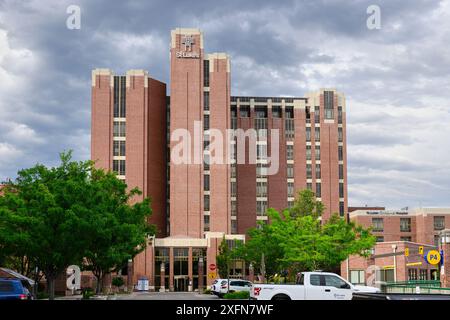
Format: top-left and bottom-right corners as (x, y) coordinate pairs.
(271, 294), (291, 300)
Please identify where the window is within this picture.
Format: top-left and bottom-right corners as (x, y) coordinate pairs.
(408, 269), (418, 281)
(272, 106), (281, 118)
(350, 270), (365, 285)
(419, 269), (428, 281)
(231, 164), (236, 178)
(256, 163), (267, 177)
(315, 146), (320, 160)
(306, 146), (312, 160)
(315, 164), (321, 179)
(286, 145), (294, 160)
(338, 106), (343, 124)
(256, 181), (267, 197)
(203, 60), (209, 87)
(257, 144), (267, 159)
(204, 195), (210, 211)
(372, 218), (384, 232)
(306, 127), (311, 142)
(231, 220), (237, 234)
(314, 127), (320, 141)
(231, 106), (237, 118)
(203, 92), (209, 111)
(310, 275), (321, 286)
(255, 106), (267, 118)
(316, 183), (321, 198)
(306, 164), (312, 179)
(204, 174), (210, 191)
(338, 127), (343, 142)
(285, 107), (294, 119)
(434, 216), (445, 230)
(113, 76), (126, 118)
(231, 182), (237, 197)
(324, 275), (348, 289)
(376, 236), (384, 242)
(240, 105), (250, 117)
(339, 183), (344, 198)
(231, 201), (237, 216)
(203, 114), (209, 130)
(287, 164), (294, 179)
(339, 164), (344, 179)
(400, 218), (411, 232)
(339, 202), (345, 217)
(338, 146), (343, 161)
(204, 154), (210, 171)
(305, 106), (311, 123)
(324, 91), (334, 119)
(287, 182), (294, 197)
(285, 119), (294, 139)
(113, 141), (126, 156)
(256, 201), (267, 216)
(112, 159), (126, 175)
(306, 183), (312, 190)
(401, 236), (412, 241)
(314, 106), (320, 123)
(113, 121), (126, 137)
(204, 215), (210, 232)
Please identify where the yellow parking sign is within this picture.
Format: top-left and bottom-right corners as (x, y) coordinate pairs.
(208, 271), (216, 280)
(405, 248), (409, 257)
(419, 246), (424, 255)
(425, 250), (441, 265)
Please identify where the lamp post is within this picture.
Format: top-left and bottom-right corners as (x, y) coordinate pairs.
(391, 244), (397, 282)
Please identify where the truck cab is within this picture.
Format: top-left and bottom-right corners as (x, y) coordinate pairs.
(251, 272), (379, 300)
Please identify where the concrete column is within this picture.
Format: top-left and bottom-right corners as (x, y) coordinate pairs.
(188, 247), (193, 292)
(440, 230), (450, 288)
(127, 259), (133, 292)
(159, 263), (165, 292)
(248, 263), (254, 283)
(198, 257), (204, 293)
(169, 247), (174, 292)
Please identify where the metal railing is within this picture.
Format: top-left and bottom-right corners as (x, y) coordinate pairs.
(384, 280), (450, 294)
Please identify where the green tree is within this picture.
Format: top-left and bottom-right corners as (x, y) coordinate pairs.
(0, 151), (154, 298)
(232, 218), (285, 279)
(82, 167), (154, 294)
(216, 237), (231, 279)
(0, 151), (92, 299)
(288, 189), (325, 219)
(234, 190), (375, 279)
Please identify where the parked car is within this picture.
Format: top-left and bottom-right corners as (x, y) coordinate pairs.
(0, 278), (33, 300)
(250, 271), (380, 300)
(211, 279), (252, 297)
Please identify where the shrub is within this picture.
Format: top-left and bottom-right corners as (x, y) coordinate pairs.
(36, 292), (49, 300)
(82, 287), (94, 300)
(112, 277), (125, 288)
(223, 291), (250, 299)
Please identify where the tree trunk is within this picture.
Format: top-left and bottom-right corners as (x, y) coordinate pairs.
(95, 271), (103, 294)
(47, 276), (55, 300)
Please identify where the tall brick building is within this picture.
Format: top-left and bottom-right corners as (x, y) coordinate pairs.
(91, 28), (348, 291)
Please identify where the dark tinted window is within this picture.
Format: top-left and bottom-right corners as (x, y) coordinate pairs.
(310, 275), (321, 286)
(324, 275), (348, 289)
(0, 281), (14, 292)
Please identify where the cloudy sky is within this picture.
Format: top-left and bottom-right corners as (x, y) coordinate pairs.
(0, 0), (449, 209)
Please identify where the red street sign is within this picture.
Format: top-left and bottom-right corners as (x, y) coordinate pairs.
(209, 264), (216, 271)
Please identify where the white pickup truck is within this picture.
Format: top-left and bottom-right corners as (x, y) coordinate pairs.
(250, 271), (380, 300)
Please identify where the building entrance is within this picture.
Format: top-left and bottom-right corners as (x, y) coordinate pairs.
(174, 275), (189, 292)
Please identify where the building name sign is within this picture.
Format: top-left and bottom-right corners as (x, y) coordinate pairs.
(176, 51), (200, 59)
